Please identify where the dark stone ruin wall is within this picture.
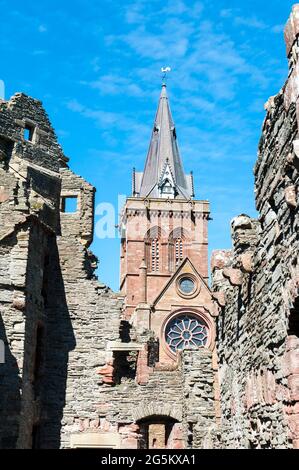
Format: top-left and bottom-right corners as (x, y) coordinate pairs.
(44, 168), (124, 449)
(212, 8), (299, 448)
(0, 93), (124, 449)
(0, 93), (66, 449)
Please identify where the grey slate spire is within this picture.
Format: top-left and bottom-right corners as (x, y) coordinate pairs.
(135, 84), (194, 199)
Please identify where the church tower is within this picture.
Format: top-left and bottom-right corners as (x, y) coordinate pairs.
(120, 83), (215, 366)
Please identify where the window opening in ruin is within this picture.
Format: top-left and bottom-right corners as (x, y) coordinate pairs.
(187, 423), (194, 448)
(148, 338), (159, 367)
(33, 324), (45, 400)
(288, 297), (299, 337)
(61, 196), (78, 213)
(24, 123), (35, 142)
(0, 136), (14, 169)
(113, 351), (137, 385)
(32, 424), (41, 449)
(119, 320), (132, 343)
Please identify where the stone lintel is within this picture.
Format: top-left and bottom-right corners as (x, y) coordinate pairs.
(70, 432), (121, 449)
(106, 341), (144, 352)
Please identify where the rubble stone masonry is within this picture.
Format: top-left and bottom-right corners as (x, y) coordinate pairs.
(0, 92), (123, 448)
(212, 4), (299, 449)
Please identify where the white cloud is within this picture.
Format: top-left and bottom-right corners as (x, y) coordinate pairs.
(115, 22), (191, 61)
(56, 129), (70, 138)
(66, 99), (150, 152)
(32, 50), (48, 56)
(234, 16), (267, 30)
(162, 0), (189, 15)
(124, 2), (147, 24)
(271, 24), (284, 34)
(188, 97), (215, 112)
(105, 9), (271, 106)
(124, 0), (204, 25)
(66, 99), (121, 127)
(38, 24), (47, 33)
(81, 74), (144, 97)
(66, 1), (287, 186)
(220, 9), (234, 19)
(220, 7), (283, 35)
(91, 57), (101, 73)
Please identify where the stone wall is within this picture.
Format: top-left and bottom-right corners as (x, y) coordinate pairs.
(181, 349), (218, 449)
(212, 4), (299, 449)
(0, 92), (124, 449)
(0, 91), (65, 448)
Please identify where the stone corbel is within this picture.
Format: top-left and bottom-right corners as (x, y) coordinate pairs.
(223, 268), (243, 287)
(212, 291), (226, 308)
(12, 294), (26, 311)
(285, 185), (297, 208)
(0, 186), (9, 203)
(239, 252), (254, 274)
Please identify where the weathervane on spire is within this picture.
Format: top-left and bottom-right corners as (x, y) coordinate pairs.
(161, 67), (171, 85)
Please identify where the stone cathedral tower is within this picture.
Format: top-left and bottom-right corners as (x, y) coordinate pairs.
(120, 83), (216, 367)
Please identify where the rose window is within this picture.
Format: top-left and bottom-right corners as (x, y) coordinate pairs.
(165, 314), (208, 353)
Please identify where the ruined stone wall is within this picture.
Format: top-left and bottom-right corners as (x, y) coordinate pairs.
(181, 349), (218, 449)
(0, 93), (64, 448)
(40, 169), (124, 449)
(0, 93), (124, 449)
(212, 5), (299, 449)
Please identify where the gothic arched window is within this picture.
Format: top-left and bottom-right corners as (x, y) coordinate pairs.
(175, 238), (183, 268)
(151, 238), (160, 272)
(145, 227), (163, 272)
(168, 228), (189, 272)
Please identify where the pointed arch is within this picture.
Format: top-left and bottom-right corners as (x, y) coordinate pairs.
(144, 226), (165, 272)
(168, 228), (190, 272)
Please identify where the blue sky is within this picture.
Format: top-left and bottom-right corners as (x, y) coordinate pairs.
(0, 0), (295, 290)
